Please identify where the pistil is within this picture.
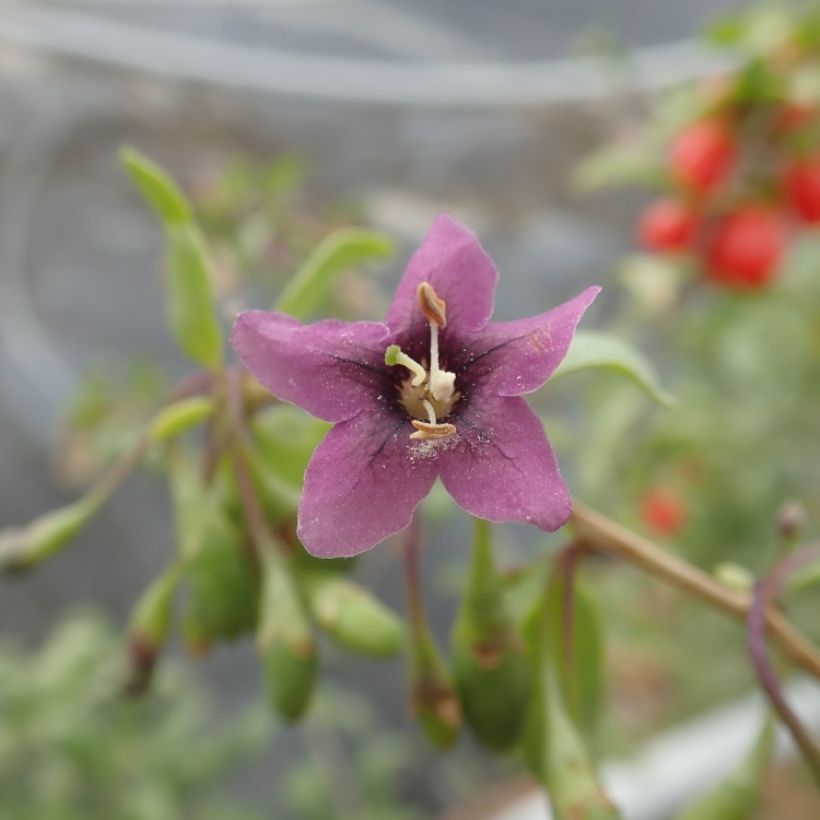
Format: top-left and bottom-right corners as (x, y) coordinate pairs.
(385, 345), (426, 387)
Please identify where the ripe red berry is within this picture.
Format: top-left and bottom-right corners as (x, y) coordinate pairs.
(784, 155), (820, 223)
(669, 119), (737, 192)
(640, 488), (686, 537)
(638, 198), (699, 252)
(705, 206), (787, 289)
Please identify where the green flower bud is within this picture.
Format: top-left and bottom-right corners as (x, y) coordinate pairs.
(0, 497), (99, 574)
(125, 565), (182, 695)
(257, 551), (317, 722)
(187, 529), (258, 640)
(170, 453), (258, 640)
(307, 577), (404, 657)
(409, 623), (461, 750)
(452, 520), (530, 751)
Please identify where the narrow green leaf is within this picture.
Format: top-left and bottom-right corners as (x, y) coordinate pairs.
(543, 571), (605, 743)
(676, 720), (774, 820)
(165, 225), (224, 369)
(120, 146), (192, 225)
(149, 397), (215, 443)
(521, 586), (620, 820)
(551, 330), (676, 407)
(275, 228), (394, 318)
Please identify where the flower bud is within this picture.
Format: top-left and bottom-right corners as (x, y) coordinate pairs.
(409, 623), (461, 749)
(777, 500), (806, 544)
(0, 497), (99, 574)
(713, 561), (754, 593)
(257, 551), (317, 722)
(187, 530), (258, 640)
(452, 523), (530, 750)
(307, 577), (404, 657)
(125, 565), (181, 695)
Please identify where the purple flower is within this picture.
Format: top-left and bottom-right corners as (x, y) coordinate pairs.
(231, 215), (599, 558)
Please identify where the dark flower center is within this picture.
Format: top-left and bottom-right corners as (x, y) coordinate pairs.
(384, 282), (460, 441)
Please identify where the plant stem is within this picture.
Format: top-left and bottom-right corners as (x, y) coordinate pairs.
(571, 502), (820, 681)
(747, 547), (820, 785)
(402, 514), (424, 625)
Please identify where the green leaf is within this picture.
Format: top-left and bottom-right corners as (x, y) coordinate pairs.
(521, 586), (620, 820)
(120, 147), (192, 226)
(676, 720), (774, 820)
(543, 570), (605, 743)
(551, 330), (676, 407)
(275, 228), (394, 318)
(165, 225), (224, 369)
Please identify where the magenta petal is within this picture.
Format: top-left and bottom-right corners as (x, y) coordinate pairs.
(231, 311), (391, 422)
(469, 286), (600, 396)
(297, 412), (439, 557)
(385, 214), (499, 335)
(440, 396), (571, 531)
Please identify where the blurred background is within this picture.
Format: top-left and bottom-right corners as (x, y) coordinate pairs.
(1, 2), (819, 819)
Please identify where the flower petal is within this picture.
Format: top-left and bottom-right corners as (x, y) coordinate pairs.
(231, 311), (391, 422)
(297, 412), (439, 557)
(385, 214), (499, 336)
(463, 286), (600, 396)
(440, 396), (571, 531)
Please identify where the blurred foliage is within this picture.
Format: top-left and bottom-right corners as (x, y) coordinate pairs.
(0, 611), (271, 820)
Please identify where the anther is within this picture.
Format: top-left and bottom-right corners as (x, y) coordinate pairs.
(410, 420), (457, 441)
(418, 282), (447, 328)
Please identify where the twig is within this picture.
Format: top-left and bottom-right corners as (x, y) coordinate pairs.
(747, 547), (820, 785)
(571, 503), (820, 681)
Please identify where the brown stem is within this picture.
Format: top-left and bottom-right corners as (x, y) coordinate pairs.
(571, 502), (820, 681)
(224, 367), (271, 563)
(402, 513), (424, 625)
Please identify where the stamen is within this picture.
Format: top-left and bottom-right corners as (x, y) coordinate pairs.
(385, 344), (426, 387)
(410, 420), (457, 441)
(427, 320), (456, 402)
(421, 399), (437, 425)
(417, 282), (447, 328)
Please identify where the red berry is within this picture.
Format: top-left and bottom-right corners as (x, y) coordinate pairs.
(705, 206), (787, 289)
(669, 119), (737, 192)
(638, 198), (699, 252)
(784, 156), (820, 223)
(641, 489), (686, 537)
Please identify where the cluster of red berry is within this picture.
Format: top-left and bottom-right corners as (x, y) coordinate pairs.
(638, 101), (820, 289)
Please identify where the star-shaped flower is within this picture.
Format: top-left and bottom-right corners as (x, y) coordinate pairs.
(231, 215), (599, 558)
